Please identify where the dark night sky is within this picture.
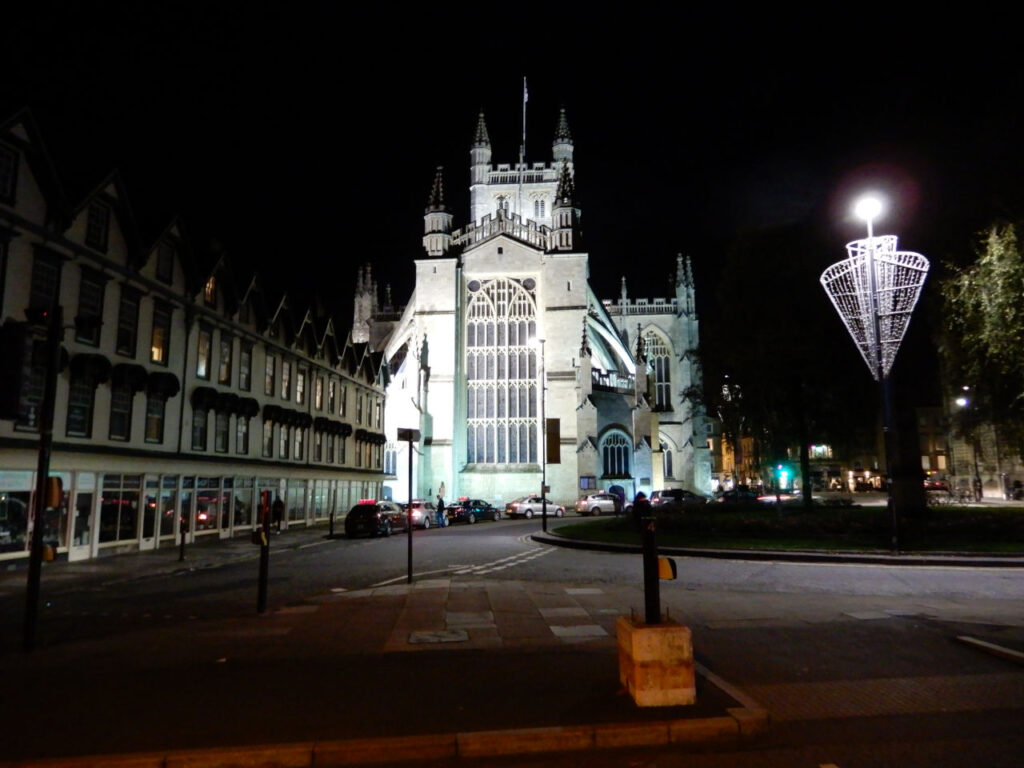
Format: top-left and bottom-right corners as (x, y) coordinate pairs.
(3, 5), (1023, 392)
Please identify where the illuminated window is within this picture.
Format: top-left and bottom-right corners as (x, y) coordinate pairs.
(203, 276), (216, 306)
(279, 424), (290, 458)
(239, 344), (252, 390)
(264, 353), (276, 395)
(214, 410), (229, 453)
(262, 420), (274, 457)
(466, 277), (537, 464)
(281, 360), (291, 400)
(294, 428), (304, 460)
(150, 301), (171, 365)
(601, 431), (631, 477)
(644, 331), (672, 411)
(315, 376), (323, 410)
(145, 395), (166, 443)
(191, 407), (208, 450)
(328, 380), (337, 412)
(196, 325), (212, 379)
(236, 415), (249, 454)
(218, 335), (232, 384)
(296, 368), (306, 404)
(314, 431), (323, 462)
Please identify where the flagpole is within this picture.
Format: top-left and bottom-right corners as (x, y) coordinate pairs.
(518, 77), (527, 219)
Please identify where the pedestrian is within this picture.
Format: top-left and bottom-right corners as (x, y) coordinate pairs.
(632, 491), (651, 531)
(436, 495), (447, 527)
(272, 497), (284, 533)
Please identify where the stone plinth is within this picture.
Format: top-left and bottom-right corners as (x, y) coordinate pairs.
(616, 615), (696, 707)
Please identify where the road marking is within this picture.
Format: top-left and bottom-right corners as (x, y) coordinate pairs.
(956, 635), (1024, 665)
(461, 548), (556, 574)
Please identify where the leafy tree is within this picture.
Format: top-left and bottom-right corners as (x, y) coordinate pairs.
(939, 223), (1024, 459)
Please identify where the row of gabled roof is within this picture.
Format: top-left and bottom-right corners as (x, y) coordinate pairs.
(1, 107), (382, 385)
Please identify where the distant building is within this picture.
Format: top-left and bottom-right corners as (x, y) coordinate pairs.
(359, 107), (711, 507)
(0, 109), (385, 563)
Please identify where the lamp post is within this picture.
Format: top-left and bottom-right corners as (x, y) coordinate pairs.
(820, 194), (929, 552)
(537, 338), (548, 532)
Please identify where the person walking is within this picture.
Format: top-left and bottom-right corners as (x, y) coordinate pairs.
(436, 495), (447, 527)
(272, 497), (284, 533)
(631, 491), (652, 531)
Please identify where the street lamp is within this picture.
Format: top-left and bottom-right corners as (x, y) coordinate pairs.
(530, 336), (549, 532)
(820, 193), (929, 551)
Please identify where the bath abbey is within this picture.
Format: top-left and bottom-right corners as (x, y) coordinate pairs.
(353, 107), (711, 506)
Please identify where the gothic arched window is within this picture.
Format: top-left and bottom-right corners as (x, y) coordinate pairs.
(661, 440), (673, 480)
(644, 330), (672, 411)
(466, 277), (538, 464)
(601, 430), (631, 478)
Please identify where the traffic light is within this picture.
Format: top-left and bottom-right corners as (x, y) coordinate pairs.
(0, 320), (35, 420)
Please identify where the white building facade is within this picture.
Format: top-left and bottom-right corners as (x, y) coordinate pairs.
(359, 108), (711, 508)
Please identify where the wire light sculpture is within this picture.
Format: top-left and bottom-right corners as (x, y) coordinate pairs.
(820, 235), (930, 381)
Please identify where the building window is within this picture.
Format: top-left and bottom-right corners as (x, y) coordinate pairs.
(0, 143), (17, 204)
(328, 380), (337, 413)
(315, 376), (324, 410)
(85, 200), (111, 252)
(239, 343), (252, 390)
(150, 301), (171, 365)
(192, 407), (208, 450)
(66, 376), (96, 438)
(279, 425), (290, 459)
(644, 331), (672, 411)
(13, 338), (45, 432)
(145, 395), (166, 443)
(156, 243), (174, 284)
(236, 415), (249, 454)
(296, 367), (306, 404)
(314, 431), (323, 462)
(338, 435), (346, 464)
(340, 385), (347, 417)
(218, 335), (232, 384)
(264, 353), (276, 395)
(196, 325), (212, 379)
(109, 384), (133, 441)
(356, 392), (363, 424)
(75, 269), (106, 345)
(465, 277), (538, 464)
(375, 400), (382, 428)
(661, 441), (674, 480)
(580, 475), (597, 490)
(281, 360), (291, 400)
(601, 431), (631, 477)
(262, 420), (274, 458)
(384, 446), (397, 476)
(326, 434), (335, 463)
(203, 276), (216, 306)
(294, 428), (305, 460)
(116, 286), (140, 356)
(214, 410), (229, 453)
(29, 251), (61, 316)
(534, 199), (546, 219)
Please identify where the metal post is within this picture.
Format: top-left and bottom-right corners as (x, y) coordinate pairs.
(641, 516), (660, 625)
(23, 306), (62, 653)
(539, 338), (547, 533)
(407, 439), (413, 584)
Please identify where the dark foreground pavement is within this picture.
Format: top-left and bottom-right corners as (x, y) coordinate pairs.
(0, 529), (764, 767)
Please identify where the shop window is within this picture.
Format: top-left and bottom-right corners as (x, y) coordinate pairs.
(116, 286), (140, 356)
(85, 200), (111, 252)
(99, 474), (141, 543)
(196, 325), (212, 379)
(150, 301), (171, 365)
(145, 395), (166, 443)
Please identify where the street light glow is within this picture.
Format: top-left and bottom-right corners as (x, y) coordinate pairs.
(854, 195), (884, 225)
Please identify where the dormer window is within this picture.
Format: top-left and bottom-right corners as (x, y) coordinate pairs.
(204, 276), (217, 306)
(85, 201), (110, 252)
(0, 143), (18, 204)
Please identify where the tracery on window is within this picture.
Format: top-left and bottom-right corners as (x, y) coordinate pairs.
(644, 330), (672, 411)
(466, 277), (538, 464)
(601, 430), (631, 478)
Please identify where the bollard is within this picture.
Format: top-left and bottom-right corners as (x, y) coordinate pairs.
(641, 516), (660, 624)
(257, 512), (270, 613)
(329, 510), (335, 538)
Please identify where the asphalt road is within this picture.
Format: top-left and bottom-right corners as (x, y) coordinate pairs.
(2, 516), (1023, 766)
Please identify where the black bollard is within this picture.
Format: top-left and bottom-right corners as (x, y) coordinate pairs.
(641, 516), (660, 624)
(329, 510), (335, 538)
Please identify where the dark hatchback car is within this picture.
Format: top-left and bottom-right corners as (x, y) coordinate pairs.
(448, 497), (502, 524)
(344, 500), (408, 538)
(651, 488), (708, 512)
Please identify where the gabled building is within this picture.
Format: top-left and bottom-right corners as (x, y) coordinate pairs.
(0, 109), (386, 563)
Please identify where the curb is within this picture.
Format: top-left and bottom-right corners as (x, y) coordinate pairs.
(0, 708), (769, 767)
(532, 531), (1024, 568)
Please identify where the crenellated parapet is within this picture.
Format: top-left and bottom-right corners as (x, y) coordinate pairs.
(452, 208), (553, 251)
(602, 297), (680, 316)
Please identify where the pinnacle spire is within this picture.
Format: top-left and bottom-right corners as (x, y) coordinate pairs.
(580, 314), (592, 357)
(635, 323), (646, 362)
(555, 158), (574, 203)
(554, 105), (573, 144)
(426, 166), (447, 212)
(473, 111), (490, 148)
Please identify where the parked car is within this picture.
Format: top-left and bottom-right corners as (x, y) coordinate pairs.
(344, 500), (408, 538)
(404, 499), (438, 528)
(448, 497), (502, 524)
(651, 488), (708, 512)
(505, 496), (565, 519)
(713, 488), (760, 505)
(575, 492), (622, 516)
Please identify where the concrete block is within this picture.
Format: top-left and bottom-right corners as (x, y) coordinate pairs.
(616, 615), (697, 707)
(315, 734), (456, 765)
(165, 742), (314, 767)
(728, 707), (771, 738)
(669, 716), (738, 744)
(593, 721), (670, 748)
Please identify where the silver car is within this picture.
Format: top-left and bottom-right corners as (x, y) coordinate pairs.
(575, 493), (622, 516)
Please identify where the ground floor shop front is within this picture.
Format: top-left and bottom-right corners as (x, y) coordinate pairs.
(0, 453), (382, 563)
